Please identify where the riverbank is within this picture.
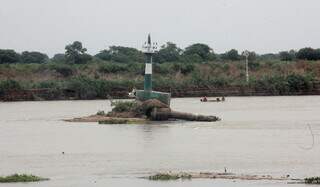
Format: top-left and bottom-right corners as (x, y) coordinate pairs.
(1, 60), (320, 101)
(1, 83), (320, 102)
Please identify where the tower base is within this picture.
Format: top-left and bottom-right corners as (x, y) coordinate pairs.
(135, 90), (171, 106)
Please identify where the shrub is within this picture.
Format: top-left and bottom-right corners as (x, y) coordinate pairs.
(66, 76), (98, 99)
(254, 76), (289, 95)
(0, 49), (21, 64)
(96, 110), (105, 115)
(172, 63), (195, 74)
(296, 48), (320, 61)
(286, 74), (311, 92)
(279, 51), (295, 61)
(98, 63), (128, 74)
(153, 63), (172, 74)
(208, 77), (230, 87)
(21, 51), (49, 64)
(51, 64), (74, 77)
(149, 174), (180, 180)
(33, 80), (61, 89)
(0, 80), (22, 95)
(221, 49), (240, 61)
(111, 101), (138, 113)
(181, 64), (195, 74)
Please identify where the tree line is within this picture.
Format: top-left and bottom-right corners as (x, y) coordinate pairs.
(1, 41), (320, 64)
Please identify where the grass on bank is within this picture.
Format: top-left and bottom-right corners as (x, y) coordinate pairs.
(148, 173), (192, 181)
(0, 174), (49, 183)
(1, 60), (319, 100)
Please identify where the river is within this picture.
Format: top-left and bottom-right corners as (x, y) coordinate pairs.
(0, 96), (319, 187)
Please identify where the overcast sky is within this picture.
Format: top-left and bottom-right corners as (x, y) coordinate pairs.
(0, 0), (319, 56)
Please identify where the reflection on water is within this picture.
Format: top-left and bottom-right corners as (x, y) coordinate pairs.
(0, 96), (319, 187)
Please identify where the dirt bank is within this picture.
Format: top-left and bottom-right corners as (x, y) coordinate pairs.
(2, 82), (320, 101)
(64, 114), (148, 124)
(147, 171), (297, 181)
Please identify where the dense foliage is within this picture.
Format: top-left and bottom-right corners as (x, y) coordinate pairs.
(21, 51), (48, 64)
(1, 41), (320, 100)
(1, 41), (320, 64)
(65, 41), (92, 64)
(96, 46), (144, 63)
(0, 49), (20, 64)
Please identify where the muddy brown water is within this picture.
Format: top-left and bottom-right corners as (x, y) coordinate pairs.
(0, 96), (319, 187)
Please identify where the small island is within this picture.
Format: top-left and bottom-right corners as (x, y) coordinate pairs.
(66, 99), (220, 124)
(0, 174), (49, 183)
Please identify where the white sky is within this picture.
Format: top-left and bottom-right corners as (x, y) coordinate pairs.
(0, 0), (319, 56)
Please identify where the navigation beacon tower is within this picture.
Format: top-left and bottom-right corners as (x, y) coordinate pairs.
(130, 34), (171, 105)
(143, 34), (155, 91)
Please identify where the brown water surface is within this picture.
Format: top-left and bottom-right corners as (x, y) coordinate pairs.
(0, 96), (319, 187)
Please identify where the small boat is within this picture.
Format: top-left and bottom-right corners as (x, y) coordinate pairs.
(201, 97), (225, 102)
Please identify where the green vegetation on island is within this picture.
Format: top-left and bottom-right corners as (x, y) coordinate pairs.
(0, 174), (49, 183)
(305, 177), (320, 184)
(148, 173), (192, 180)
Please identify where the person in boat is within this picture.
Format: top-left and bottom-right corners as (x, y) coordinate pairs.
(201, 96), (208, 102)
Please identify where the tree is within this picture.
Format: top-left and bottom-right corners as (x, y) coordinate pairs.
(222, 49), (240, 61)
(65, 41), (92, 64)
(95, 49), (112, 61)
(0, 79), (22, 96)
(247, 51), (257, 62)
(51, 54), (66, 63)
(183, 43), (215, 61)
(296, 47), (320, 60)
(154, 42), (182, 63)
(258, 53), (279, 61)
(21, 51), (48, 64)
(0, 49), (20, 64)
(95, 46), (144, 63)
(279, 50), (295, 61)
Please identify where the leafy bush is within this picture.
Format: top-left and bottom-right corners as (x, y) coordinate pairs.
(183, 43), (214, 61)
(50, 64), (74, 77)
(254, 76), (289, 95)
(286, 74), (312, 92)
(296, 48), (320, 61)
(66, 76), (99, 99)
(96, 46), (144, 63)
(221, 49), (240, 61)
(21, 51), (48, 64)
(111, 101), (139, 113)
(0, 80), (22, 95)
(96, 110), (105, 115)
(33, 80), (62, 89)
(172, 63), (195, 74)
(98, 63), (128, 73)
(0, 49), (21, 64)
(279, 51), (295, 61)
